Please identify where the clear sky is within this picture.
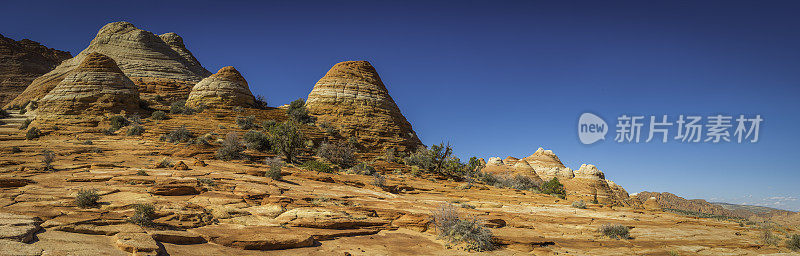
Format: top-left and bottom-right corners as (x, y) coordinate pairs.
(2, 0), (798, 210)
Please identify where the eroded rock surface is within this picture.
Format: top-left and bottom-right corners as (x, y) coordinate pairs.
(0, 34), (71, 107)
(186, 66), (255, 109)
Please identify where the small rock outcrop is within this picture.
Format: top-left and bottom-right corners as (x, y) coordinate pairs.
(186, 66), (255, 109)
(6, 21), (211, 108)
(37, 53), (140, 117)
(0, 34), (71, 107)
(520, 147), (565, 169)
(306, 61), (422, 153)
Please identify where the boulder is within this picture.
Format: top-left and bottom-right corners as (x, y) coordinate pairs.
(306, 60), (422, 153)
(185, 66), (255, 109)
(173, 161), (189, 170)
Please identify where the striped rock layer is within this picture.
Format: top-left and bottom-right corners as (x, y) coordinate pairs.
(6, 21), (210, 108)
(482, 149), (630, 205)
(306, 61), (422, 153)
(0, 34), (71, 106)
(186, 66), (255, 109)
(37, 52), (140, 116)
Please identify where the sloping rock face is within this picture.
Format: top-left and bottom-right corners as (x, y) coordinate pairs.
(37, 52), (140, 117)
(483, 149), (630, 204)
(6, 21), (210, 108)
(186, 66), (255, 109)
(0, 34), (71, 107)
(306, 61), (422, 153)
(633, 192), (736, 216)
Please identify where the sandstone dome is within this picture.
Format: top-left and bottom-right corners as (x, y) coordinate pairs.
(37, 52), (140, 116)
(521, 147), (566, 169)
(306, 60), (422, 153)
(186, 66), (255, 109)
(6, 21), (211, 108)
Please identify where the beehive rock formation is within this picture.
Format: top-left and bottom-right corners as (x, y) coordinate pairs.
(186, 66), (255, 109)
(37, 52), (140, 117)
(0, 34), (71, 106)
(483, 149), (630, 204)
(306, 61), (422, 153)
(6, 21), (210, 108)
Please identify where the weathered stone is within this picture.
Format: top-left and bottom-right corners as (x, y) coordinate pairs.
(190, 224), (315, 250)
(36, 52), (141, 117)
(7, 21), (210, 108)
(306, 61), (422, 153)
(0, 178), (33, 188)
(149, 183), (200, 196)
(0, 240), (42, 256)
(173, 161), (189, 170)
(0, 213), (41, 243)
(186, 66), (255, 109)
(147, 230), (205, 245)
(0, 34), (71, 107)
(113, 232), (160, 254)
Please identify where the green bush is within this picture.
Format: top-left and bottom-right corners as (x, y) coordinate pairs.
(20, 119), (32, 130)
(761, 229), (780, 246)
(243, 130), (270, 151)
(127, 123), (145, 136)
(265, 157), (284, 180)
(787, 234), (800, 251)
(268, 121), (305, 163)
(572, 200), (587, 209)
(109, 115), (129, 131)
(301, 160), (333, 173)
(165, 125), (193, 143)
(170, 100), (187, 114)
(150, 110), (168, 120)
(287, 98), (314, 124)
(599, 224), (630, 239)
(75, 189), (100, 208)
(350, 163), (376, 175)
(26, 127), (41, 140)
(129, 204), (156, 227)
(260, 120), (277, 129)
(479, 173), (539, 191)
(316, 142), (357, 168)
(431, 203), (494, 251)
(254, 95), (269, 109)
(371, 173), (386, 187)
(236, 116), (257, 130)
(540, 177), (567, 199)
(41, 150), (55, 171)
(216, 132), (244, 160)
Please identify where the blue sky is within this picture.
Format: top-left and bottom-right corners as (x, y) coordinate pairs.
(3, 0), (799, 210)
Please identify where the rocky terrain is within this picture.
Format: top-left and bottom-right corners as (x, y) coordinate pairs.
(5, 22), (210, 109)
(306, 61), (423, 153)
(0, 34), (71, 106)
(1, 21), (799, 256)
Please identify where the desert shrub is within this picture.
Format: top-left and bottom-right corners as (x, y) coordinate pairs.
(316, 142), (357, 168)
(787, 234), (800, 251)
(479, 173), (539, 191)
(301, 160), (333, 173)
(127, 123), (145, 136)
(371, 173), (386, 187)
(383, 148), (397, 163)
(129, 114), (142, 124)
(20, 119), (32, 130)
(41, 150), (55, 171)
(150, 110), (168, 120)
(243, 130), (270, 151)
(540, 177), (567, 199)
(572, 200), (588, 209)
(194, 134), (214, 146)
(260, 120), (277, 129)
(254, 95), (269, 109)
(109, 115), (129, 131)
(350, 163), (376, 175)
(403, 143), (467, 176)
(599, 224), (630, 239)
(319, 122), (337, 136)
(136, 170), (149, 176)
(170, 100), (187, 114)
(460, 203), (476, 209)
(0, 109), (9, 118)
(10, 146), (22, 153)
(19, 107), (26, 115)
(196, 178), (215, 187)
(26, 127), (41, 140)
(236, 116), (257, 130)
(155, 157), (173, 168)
(265, 157), (284, 180)
(268, 121), (305, 163)
(129, 203), (156, 227)
(761, 229), (780, 246)
(166, 125), (193, 143)
(287, 98), (314, 124)
(216, 132), (244, 161)
(431, 203), (494, 251)
(75, 189), (100, 208)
